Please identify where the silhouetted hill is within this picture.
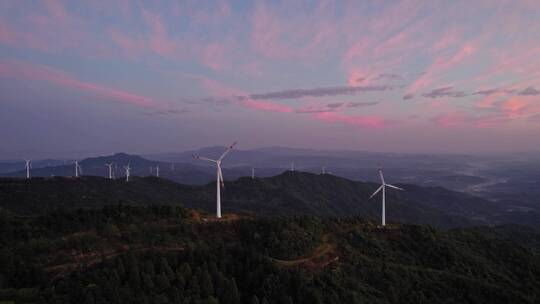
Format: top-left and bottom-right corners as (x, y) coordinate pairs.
(2, 171), (538, 228)
(1, 153), (217, 185)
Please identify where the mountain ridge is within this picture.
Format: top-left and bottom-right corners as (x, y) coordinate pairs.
(1, 171), (537, 229)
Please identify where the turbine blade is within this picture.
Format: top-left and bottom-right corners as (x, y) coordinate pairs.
(386, 184), (403, 191)
(379, 169), (386, 185)
(218, 141), (237, 161)
(369, 185), (384, 199)
(193, 155), (217, 163)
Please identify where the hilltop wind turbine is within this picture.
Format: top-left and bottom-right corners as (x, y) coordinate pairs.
(193, 141), (237, 218)
(124, 164), (131, 182)
(74, 161), (82, 178)
(369, 167), (403, 227)
(105, 163), (114, 179)
(155, 165), (160, 177)
(251, 167), (255, 179)
(25, 159), (31, 179)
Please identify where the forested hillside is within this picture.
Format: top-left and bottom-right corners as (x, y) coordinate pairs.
(1, 172), (537, 228)
(0, 205), (538, 303)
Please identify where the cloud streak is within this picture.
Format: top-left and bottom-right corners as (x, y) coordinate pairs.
(422, 86), (467, 99)
(0, 60), (168, 109)
(250, 85), (396, 100)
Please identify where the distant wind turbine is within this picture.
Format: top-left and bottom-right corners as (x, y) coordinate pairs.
(25, 159), (31, 179)
(193, 141), (237, 218)
(124, 164), (131, 182)
(74, 161), (82, 178)
(105, 163), (114, 179)
(155, 165), (159, 177)
(321, 166), (326, 175)
(369, 167), (403, 227)
(251, 167), (255, 179)
(291, 161), (295, 171)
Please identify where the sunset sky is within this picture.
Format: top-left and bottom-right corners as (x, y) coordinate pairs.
(1, 0), (539, 158)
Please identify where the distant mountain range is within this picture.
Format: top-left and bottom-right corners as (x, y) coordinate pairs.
(2, 148), (539, 218)
(1, 171), (538, 229)
(0, 149), (493, 189)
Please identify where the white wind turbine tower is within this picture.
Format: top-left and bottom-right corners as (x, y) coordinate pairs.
(25, 159), (31, 179)
(291, 161), (295, 171)
(193, 141), (237, 219)
(369, 167), (403, 227)
(251, 167), (255, 179)
(74, 161), (82, 178)
(105, 163), (114, 179)
(124, 164), (131, 182)
(155, 165), (160, 177)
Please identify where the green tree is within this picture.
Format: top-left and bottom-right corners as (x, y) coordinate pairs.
(200, 270), (214, 298)
(251, 295), (260, 304)
(102, 223), (121, 238)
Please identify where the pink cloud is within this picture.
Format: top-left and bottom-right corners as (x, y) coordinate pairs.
(0, 60), (167, 109)
(250, 2), (291, 60)
(312, 112), (384, 128)
(197, 75), (384, 127)
(189, 0), (231, 25)
(407, 44), (476, 95)
(109, 29), (144, 59)
(250, 1), (336, 61)
(476, 92), (503, 109)
(198, 76), (293, 113)
(431, 28), (461, 53)
(141, 9), (178, 57)
(242, 99), (294, 113)
(501, 96), (534, 118)
(44, 0), (72, 25)
(0, 2), (115, 58)
(347, 69), (369, 86)
(202, 42), (228, 72)
(343, 39), (370, 63)
(428, 100), (448, 108)
(433, 111), (470, 127)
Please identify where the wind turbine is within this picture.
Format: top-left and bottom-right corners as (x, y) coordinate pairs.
(369, 167), (403, 227)
(155, 165), (159, 177)
(25, 159), (31, 179)
(74, 161), (82, 178)
(251, 167), (255, 179)
(321, 166), (326, 175)
(291, 161), (295, 171)
(105, 163), (114, 179)
(124, 164), (131, 182)
(193, 141), (237, 218)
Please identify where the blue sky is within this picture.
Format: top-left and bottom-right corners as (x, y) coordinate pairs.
(1, 0), (539, 158)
